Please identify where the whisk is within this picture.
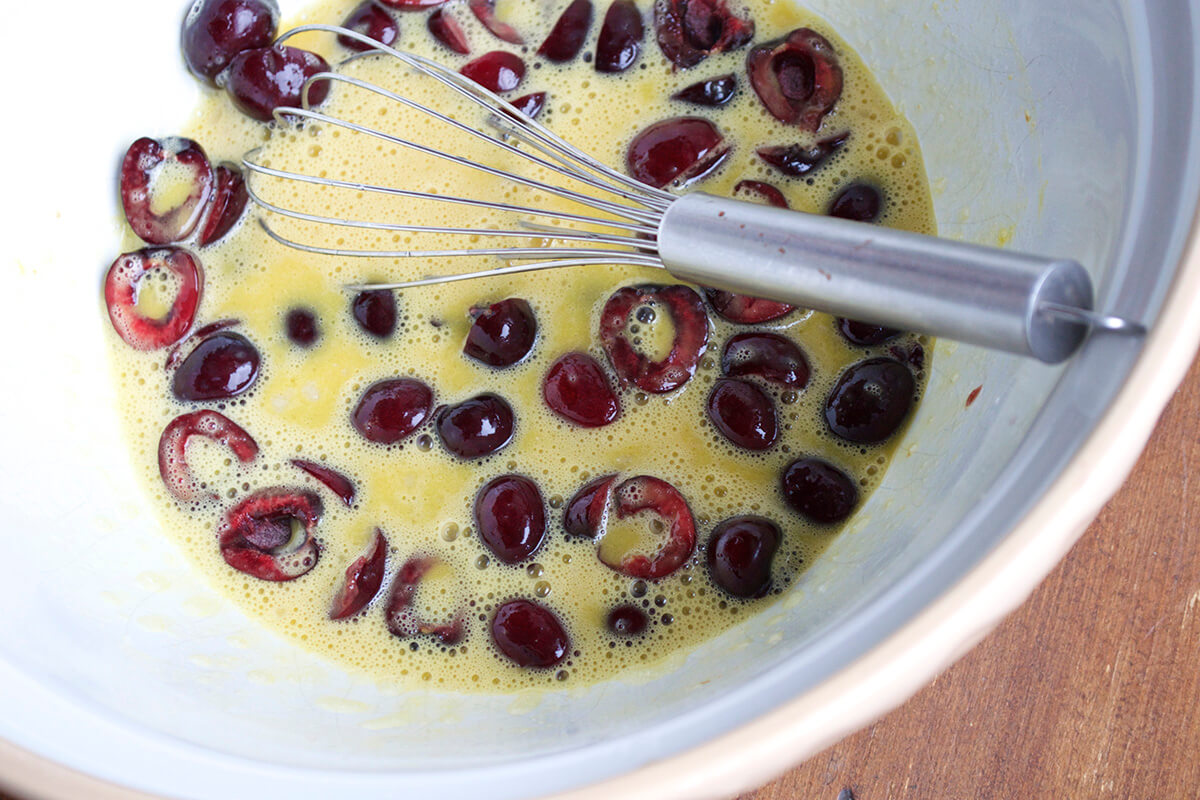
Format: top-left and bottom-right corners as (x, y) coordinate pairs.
(243, 24), (1145, 364)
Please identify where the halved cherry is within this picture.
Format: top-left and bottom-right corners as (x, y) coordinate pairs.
(491, 599), (568, 668)
(599, 475), (696, 580)
(653, 0), (754, 69)
(428, 8), (470, 54)
(352, 378), (434, 444)
(338, 1), (400, 51)
(329, 528), (387, 619)
(757, 131), (848, 177)
(164, 318), (239, 370)
(705, 289), (794, 325)
(285, 308), (320, 347)
(829, 182), (883, 223)
(706, 515), (781, 598)
(172, 331), (261, 401)
(468, 0), (524, 44)
(721, 332), (809, 388)
(599, 284), (709, 393)
(824, 358), (914, 443)
(733, 179), (787, 209)
(747, 28), (843, 131)
(707, 378), (777, 451)
(158, 410), (258, 502)
(378, 0), (445, 8)
(672, 74), (736, 106)
(436, 394), (515, 458)
(538, 0), (592, 62)
(563, 473), (616, 538)
(475, 475), (547, 564)
(595, 0), (643, 73)
(543, 352), (621, 427)
(460, 51), (525, 93)
(890, 340), (925, 371)
(120, 137), (214, 245)
(105, 247), (203, 351)
(837, 317), (898, 347)
(218, 488), (322, 581)
(198, 164), (249, 246)
(226, 45), (331, 122)
(463, 298), (537, 366)
(509, 92), (547, 119)
(181, 0), (280, 85)
(291, 459), (356, 506)
(780, 457), (857, 524)
(352, 289), (398, 338)
(606, 604), (648, 636)
(385, 555), (465, 644)
(626, 117), (728, 190)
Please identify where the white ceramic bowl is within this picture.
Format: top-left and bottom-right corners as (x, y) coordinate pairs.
(2, 1), (1199, 798)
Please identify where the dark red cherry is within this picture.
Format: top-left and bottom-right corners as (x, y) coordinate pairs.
(352, 378), (434, 444)
(165, 319), (239, 370)
(672, 74), (736, 106)
(437, 394), (515, 459)
(707, 378), (777, 451)
(291, 459), (356, 506)
(626, 117), (728, 189)
(461, 51), (526, 93)
(491, 599), (569, 668)
(595, 0), (643, 73)
(463, 298), (537, 366)
(889, 341), (925, 371)
(829, 183), (882, 223)
(653, 0), (754, 69)
(158, 410), (259, 502)
(181, 0), (280, 85)
(705, 289), (793, 325)
(352, 289), (398, 338)
(218, 488), (322, 581)
(285, 307), (319, 346)
(329, 529), (387, 619)
(599, 284), (709, 393)
(428, 8), (470, 54)
(837, 317), (898, 346)
(563, 474), (616, 538)
(338, 1), (400, 51)
(706, 515), (780, 598)
(747, 28), (843, 131)
(824, 358), (914, 443)
(721, 332), (809, 388)
(198, 164), (249, 245)
(226, 45), (331, 122)
(172, 331), (261, 401)
(509, 92), (547, 119)
(468, 0), (524, 44)
(121, 137), (214, 245)
(733, 180), (787, 209)
(607, 604), (648, 635)
(105, 248), (203, 351)
(600, 476), (696, 580)
(378, 0), (446, 8)
(538, 0), (592, 62)
(756, 132), (848, 179)
(781, 457), (857, 524)
(543, 352), (621, 427)
(385, 556), (465, 644)
(475, 475), (546, 564)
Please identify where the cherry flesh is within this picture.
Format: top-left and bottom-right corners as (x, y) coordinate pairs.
(352, 289), (398, 339)
(198, 164), (249, 246)
(595, 0), (643, 73)
(707, 378), (778, 451)
(121, 137), (214, 245)
(607, 604), (648, 636)
(158, 410), (259, 502)
(437, 394), (516, 459)
(475, 475), (547, 564)
(837, 317), (898, 347)
(218, 488), (322, 581)
(780, 457), (857, 524)
(538, 0), (592, 62)
(543, 352), (621, 428)
(757, 131), (848, 177)
(705, 288), (793, 325)
(654, 0), (754, 69)
(509, 92), (547, 119)
(563, 474), (616, 538)
(352, 378), (434, 444)
(285, 307), (320, 346)
(172, 331), (261, 401)
(599, 475), (696, 580)
(378, 0), (446, 8)
(338, 1), (400, 51)
(747, 28), (843, 131)
(491, 599), (569, 668)
(463, 298), (537, 366)
(733, 179), (787, 208)
(824, 357), (914, 444)
(181, 0), (280, 85)
(226, 45), (331, 122)
(721, 332), (809, 388)
(105, 248), (203, 351)
(469, 0), (524, 44)
(461, 51), (526, 93)
(428, 8), (471, 54)
(291, 459), (356, 506)
(706, 515), (780, 598)
(329, 528), (387, 619)
(626, 117), (728, 190)
(672, 74), (736, 106)
(599, 284), (709, 393)
(386, 556), (465, 644)
(829, 183), (882, 223)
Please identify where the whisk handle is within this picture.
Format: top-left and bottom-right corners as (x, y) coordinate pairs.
(658, 193), (1096, 363)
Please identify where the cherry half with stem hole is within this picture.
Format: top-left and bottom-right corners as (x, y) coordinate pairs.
(338, 1), (400, 51)
(181, 0), (280, 85)
(539, 0), (593, 62)
(463, 298), (537, 366)
(595, 0), (643, 73)
(461, 51), (526, 93)
(599, 476), (696, 580)
(672, 74), (736, 106)
(654, 0), (754, 69)
(706, 515), (781, 598)
(198, 164), (249, 246)
(158, 410), (259, 502)
(121, 137), (214, 245)
(721, 332), (809, 388)
(707, 378), (778, 451)
(385, 555), (465, 644)
(747, 27), (843, 132)
(436, 394), (516, 459)
(172, 331), (261, 402)
(599, 284), (710, 393)
(352, 378), (435, 444)
(626, 117), (728, 190)
(780, 457), (858, 524)
(226, 45), (331, 122)
(329, 528), (388, 619)
(428, 8), (471, 54)
(475, 475), (547, 564)
(105, 248), (203, 351)
(468, 0), (524, 44)
(543, 352), (621, 427)
(824, 357), (914, 444)
(218, 488), (322, 581)
(291, 459), (356, 506)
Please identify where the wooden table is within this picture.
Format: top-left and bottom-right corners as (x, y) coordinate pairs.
(5, 360), (1200, 800)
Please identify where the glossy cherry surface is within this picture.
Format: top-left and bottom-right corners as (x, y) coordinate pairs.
(463, 298), (537, 366)
(352, 378), (434, 444)
(672, 74), (736, 106)
(385, 556), (465, 644)
(226, 45), (331, 122)
(705, 289), (793, 325)
(461, 51), (526, 93)
(599, 476), (696, 580)
(121, 137), (214, 245)
(654, 0), (754, 69)
(181, 0), (280, 84)
(543, 352), (621, 427)
(338, 1), (400, 50)
(538, 0), (592, 62)
(824, 357), (914, 443)
(172, 331), (261, 401)
(509, 92), (547, 119)
(837, 317), (898, 346)
(475, 475), (547, 564)
(595, 0), (643, 73)
(707, 378), (778, 451)
(599, 284), (709, 393)
(158, 410), (259, 502)
(606, 604), (648, 636)
(706, 515), (780, 598)
(436, 394), (516, 458)
(563, 474), (616, 538)
(780, 457), (857, 524)
(829, 182), (882, 222)
(105, 248), (203, 351)
(291, 459), (356, 506)
(626, 117), (728, 189)
(198, 164), (249, 245)
(329, 529), (387, 619)
(491, 599), (569, 668)
(747, 27), (842, 131)
(379, 0), (446, 8)
(757, 131), (848, 176)
(218, 488), (322, 581)
(428, 8), (471, 54)
(352, 289), (398, 338)
(721, 332), (809, 388)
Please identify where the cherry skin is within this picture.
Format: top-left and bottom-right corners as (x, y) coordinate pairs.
(599, 284), (710, 393)
(705, 289), (793, 325)
(837, 317), (898, 346)
(285, 307), (319, 347)
(461, 51), (526, 93)
(543, 352), (621, 428)
(781, 457), (858, 524)
(563, 474), (616, 538)
(824, 357), (915, 443)
(378, 0), (446, 8)
(672, 74), (736, 106)
(428, 8), (471, 54)
(463, 298), (537, 366)
(172, 331), (261, 401)
(385, 556), (465, 644)
(491, 599), (569, 668)
(338, 1), (400, 51)
(599, 476), (696, 580)
(121, 137), (214, 245)
(829, 183), (883, 223)
(198, 164), (249, 246)
(733, 180), (787, 209)
(469, 0), (524, 44)
(607, 604), (648, 636)
(352, 289), (398, 339)
(218, 488), (322, 581)
(475, 475), (547, 564)
(747, 27), (843, 131)
(158, 410), (259, 502)
(104, 247), (203, 351)
(595, 0), (643, 73)
(707, 378), (778, 451)
(626, 117), (728, 190)
(329, 529), (387, 619)
(757, 132), (849, 177)
(721, 332), (809, 388)
(509, 92), (547, 119)
(706, 515), (781, 598)
(538, 0), (593, 62)
(290, 459), (356, 506)
(226, 45), (331, 122)
(654, 0), (754, 69)
(181, 0), (280, 85)
(352, 378), (434, 444)
(436, 394), (516, 459)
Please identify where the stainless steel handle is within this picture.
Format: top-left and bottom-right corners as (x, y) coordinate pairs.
(657, 193), (1118, 364)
